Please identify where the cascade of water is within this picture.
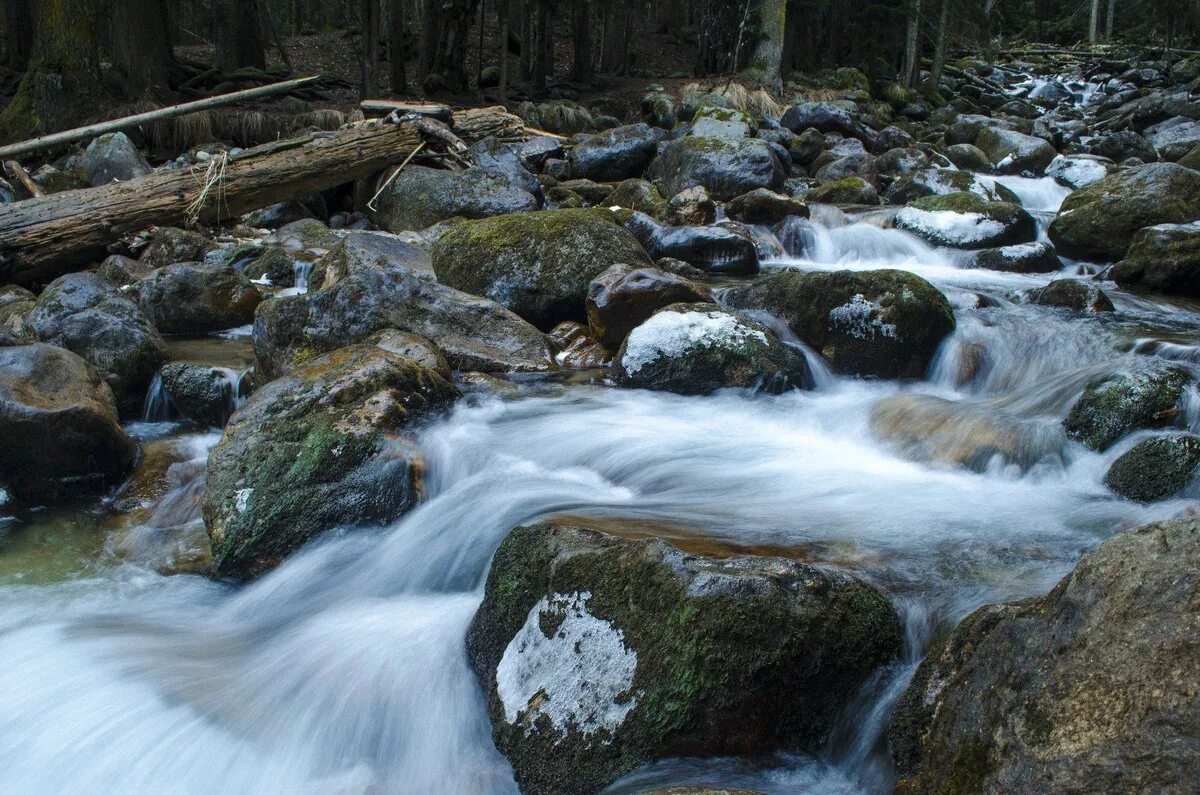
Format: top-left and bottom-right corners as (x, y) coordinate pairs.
(141, 372), (175, 422)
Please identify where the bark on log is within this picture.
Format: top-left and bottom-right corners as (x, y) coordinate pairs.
(0, 122), (422, 285)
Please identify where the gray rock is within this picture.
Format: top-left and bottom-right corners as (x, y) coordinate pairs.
(970, 241), (1061, 273)
(647, 136), (785, 201)
(81, 131), (152, 186)
(624, 211), (758, 275)
(159, 362), (241, 427)
(137, 263), (262, 334)
(568, 123), (660, 181)
(1064, 365), (1193, 450)
(308, 230), (434, 292)
(974, 127), (1058, 175)
(369, 165), (537, 232)
(1109, 221), (1200, 296)
(1030, 278), (1114, 312)
(586, 263), (712, 350)
(1105, 433), (1200, 501)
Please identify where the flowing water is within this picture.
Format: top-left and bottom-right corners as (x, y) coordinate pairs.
(3, 174), (1200, 794)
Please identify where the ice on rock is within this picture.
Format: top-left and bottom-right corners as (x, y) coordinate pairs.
(496, 592), (639, 740)
(894, 208), (1006, 245)
(620, 310), (768, 375)
(829, 294), (897, 339)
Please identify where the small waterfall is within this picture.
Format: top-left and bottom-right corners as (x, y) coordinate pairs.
(141, 372), (176, 422)
(294, 258), (316, 293)
(977, 174), (1071, 213)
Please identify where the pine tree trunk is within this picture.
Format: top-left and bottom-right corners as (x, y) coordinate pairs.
(388, 0), (407, 92)
(744, 0), (786, 90)
(928, 0), (950, 93)
(361, 0), (380, 97)
(217, 0), (266, 71)
(496, 0), (509, 102)
(573, 0), (593, 84)
(901, 0), (921, 89)
(111, 0), (175, 95)
(3, 0), (34, 72)
(1088, 0), (1100, 44)
(1105, 0), (1115, 40)
(424, 0), (481, 92)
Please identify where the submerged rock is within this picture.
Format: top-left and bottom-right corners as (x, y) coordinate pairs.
(1109, 221), (1200, 296)
(1030, 278), (1114, 312)
(895, 192), (1036, 249)
(1064, 365), (1192, 451)
(724, 269), (955, 379)
(203, 345), (460, 578)
(890, 517), (1200, 793)
(1048, 163), (1200, 261)
(586, 263), (712, 351)
(137, 263), (263, 334)
(1105, 433), (1200, 501)
(26, 272), (168, 415)
(369, 165), (538, 232)
(614, 303), (811, 395)
(467, 520), (901, 795)
(0, 344), (135, 501)
(432, 209), (653, 329)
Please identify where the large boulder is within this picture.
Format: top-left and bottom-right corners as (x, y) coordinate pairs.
(1064, 365), (1193, 451)
(586, 263), (712, 350)
(431, 209), (653, 329)
(725, 269), (955, 379)
(368, 165), (538, 232)
(80, 131), (152, 186)
(804, 177), (880, 205)
(308, 230), (434, 292)
(1105, 433), (1200, 501)
(1091, 129), (1158, 163)
(780, 102), (862, 138)
(613, 303), (811, 395)
(725, 188), (809, 225)
(883, 168), (1018, 205)
(467, 520), (902, 795)
(137, 263), (262, 334)
(26, 272), (167, 414)
(1146, 118), (1200, 161)
(1048, 163), (1200, 261)
(1109, 221), (1200, 296)
(203, 345), (460, 578)
(647, 136), (785, 201)
(467, 137), (541, 195)
(890, 518), (1200, 794)
(974, 127), (1058, 174)
(894, 192), (1036, 249)
(623, 212), (758, 275)
(138, 227), (209, 269)
(568, 123), (660, 181)
(0, 344), (136, 501)
(253, 266), (555, 379)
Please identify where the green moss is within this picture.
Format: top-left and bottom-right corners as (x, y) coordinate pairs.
(1065, 367), (1192, 451)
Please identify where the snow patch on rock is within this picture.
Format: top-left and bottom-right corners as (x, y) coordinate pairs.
(496, 591), (639, 741)
(1047, 155), (1108, 188)
(829, 294), (897, 339)
(621, 310), (768, 375)
(895, 208), (1006, 245)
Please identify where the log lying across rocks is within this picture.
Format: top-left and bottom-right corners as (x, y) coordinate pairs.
(0, 106), (525, 285)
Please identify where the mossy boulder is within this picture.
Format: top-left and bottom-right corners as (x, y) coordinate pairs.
(803, 176), (880, 205)
(431, 209), (653, 329)
(1091, 130), (1158, 163)
(726, 188), (809, 225)
(724, 269), (955, 379)
(895, 192), (1036, 249)
(1029, 278), (1114, 312)
(665, 185), (716, 226)
(1048, 163), (1200, 261)
(203, 345), (460, 578)
(467, 520), (902, 795)
(614, 303), (810, 395)
(1109, 221), (1200, 296)
(368, 165), (537, 232)
(974, 126), (1057, 174)
(641, 92), (677, 129)
(605, 178), (667, 218)
(943, 143), (992, 172)
(26, 272), (167, 415)
(647, 136), (785, 201)
(253, 266), (555, 379)
(970, 241), (1061, 273)
(890, 517), (1200, 794)
(1105, 433), (1200, 501)
(137, 263), (263, 334)
(138, 227), (210, 269)
(586, 263), (712, 350)
(0, 344), (136, 502)
(568, 123), (661, 181)
(883, 168), (1018, 205)
(1064, 365), (1193, 451)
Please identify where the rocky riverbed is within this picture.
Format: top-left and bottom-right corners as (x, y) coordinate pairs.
(3, 53), (1200, 794)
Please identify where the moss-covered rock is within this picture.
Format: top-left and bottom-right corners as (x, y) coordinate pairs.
(974, 126), (1057, 174)
(203, 345), (460, 578)
(890, 517), (1200, 793)
(307, 230), (433, 292)
(613, 303), (810, 395)
(970, 241), (1061, 273)
(895, 192), (1036, 249)
(431, 209), (653, 329)
(368, 165), (537, 232)
(137, 227), (210, 269)
(26, 272), (167, 415)
(568, 123), (661, 181)
(467, 520), (902, 795)
(605, 178), (667, 218)
(665, 185), (716, 226)
(726, 188), (809, 225)
(0, 343), (136, 502)
(883, 168), (1018, 205)
(1109, 221), (1200, 296)
(1048, 163), (1200, 261)
(1105, 433), (1200, 501)
(1029, 278), (1114, 312)
(137, 263), (263, 334)
(1064, 365), (1193, 451)
(724, 269), (955, 379)
(647, 136), (785, 201)
(943, 143), (992, 171)
(804, 176), (880, 205)
(641, 92), (677, 129)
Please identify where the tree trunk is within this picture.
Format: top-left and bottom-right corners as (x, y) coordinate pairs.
(0, 0), (103, 142)
(496, 0), (509, 102)
(3, 0), (34, 72)
(1105, 0), (1115, 40)
(743, 0), (786, 90)
(901, 0), (921, 89)
(361, 0), (380, 97)
(111, 0), (175, 95)
(1088, 0), (1100, 44)
(388, 0), (407, 92)
(928, 0), (950, 93)
(532, 0), (549, 95)
(424, 0), (481, 92)
(572, 0), (593, 84)
(217, 0), (266, 71)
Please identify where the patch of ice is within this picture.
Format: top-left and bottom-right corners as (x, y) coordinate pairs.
(829, 294), (897, 339)
(621, 310), (767, 375)
(234, 488), (253, 514)
(496, 591), (638, 740)
(1046, 155), (1107, 189)
(895, 208), (1006, 245)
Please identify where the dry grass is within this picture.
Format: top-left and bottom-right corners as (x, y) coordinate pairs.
(293, 109), (346, 131)
(681, 81), (785, 118)
(516, 100), (594, 135)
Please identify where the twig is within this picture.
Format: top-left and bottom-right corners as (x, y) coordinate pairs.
(366, 142), (425, 211)
(4, 160), (41, 197)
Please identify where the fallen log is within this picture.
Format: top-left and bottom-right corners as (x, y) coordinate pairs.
(0, 121), (422, 285)
(360, 100), (454, 122)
